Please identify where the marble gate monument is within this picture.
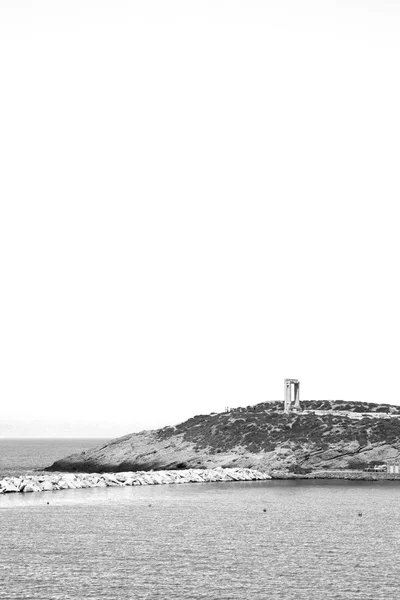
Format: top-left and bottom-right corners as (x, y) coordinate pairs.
(284, 378), (301, 413)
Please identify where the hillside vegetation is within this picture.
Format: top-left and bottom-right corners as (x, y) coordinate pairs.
(47, 400), (400, 473)
(158, 400), (400, 452)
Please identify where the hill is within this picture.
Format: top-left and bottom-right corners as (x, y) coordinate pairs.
(46, 400), (400, 474)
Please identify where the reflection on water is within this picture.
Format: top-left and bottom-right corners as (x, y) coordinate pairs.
(1, 480), (400, 599)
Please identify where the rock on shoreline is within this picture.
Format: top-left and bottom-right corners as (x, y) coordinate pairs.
(0, 468), (271, 494)
(272, 470), (400, 481)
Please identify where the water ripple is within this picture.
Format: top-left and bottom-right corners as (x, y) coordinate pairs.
(1, 481), (400, 599)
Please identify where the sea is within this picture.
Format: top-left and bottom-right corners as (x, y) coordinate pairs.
(0, 438), (109, 479)
(1, 439), (400, 599)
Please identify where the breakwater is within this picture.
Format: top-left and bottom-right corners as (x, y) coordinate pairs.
(0, 467), (271, 494)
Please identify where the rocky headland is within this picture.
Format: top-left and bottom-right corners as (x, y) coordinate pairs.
(46, 400), (400, 475)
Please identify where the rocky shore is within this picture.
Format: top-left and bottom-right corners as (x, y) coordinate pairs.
(272, 470), (400, 480)
(0, 467), (271, 494)
(46, 401), (400, 474)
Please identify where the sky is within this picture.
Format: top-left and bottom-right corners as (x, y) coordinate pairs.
(1, 1), (400, 437)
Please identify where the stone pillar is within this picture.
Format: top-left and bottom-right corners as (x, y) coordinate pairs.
(284, 380), (291, 413)
(294, 382), (300, 410)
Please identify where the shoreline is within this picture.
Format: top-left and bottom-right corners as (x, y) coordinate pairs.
(0, 467), (271, 494)
(272, 470), (400, 481)
(2, 468), (400, 494)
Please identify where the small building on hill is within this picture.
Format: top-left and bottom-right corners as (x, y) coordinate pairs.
(364, 464), (386, 472)
(386, 461), (400, 474)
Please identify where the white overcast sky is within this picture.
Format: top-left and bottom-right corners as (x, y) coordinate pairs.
(1, 1), (400, 437)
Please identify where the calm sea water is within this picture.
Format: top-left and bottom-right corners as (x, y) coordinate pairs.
(0, 438), (109, 477)
(1, 441), (400, 599)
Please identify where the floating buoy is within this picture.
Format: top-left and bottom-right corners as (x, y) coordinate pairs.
(358, 512), (362, 517)
(263, 508), (267, 513)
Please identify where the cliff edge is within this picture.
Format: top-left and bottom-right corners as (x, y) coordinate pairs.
(46, 400), (400, 473)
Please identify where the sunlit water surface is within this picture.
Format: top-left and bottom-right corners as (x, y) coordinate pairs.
(1, 480), (400, 599)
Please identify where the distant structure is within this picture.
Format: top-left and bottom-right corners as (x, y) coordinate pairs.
(387, 461), (400, 475)
(284, 378), (301, 413)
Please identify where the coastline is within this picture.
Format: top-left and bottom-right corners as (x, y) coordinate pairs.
(0, 467), (271, 494)
(272, 470), (400, 481)
(2, 468), (400, 495)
